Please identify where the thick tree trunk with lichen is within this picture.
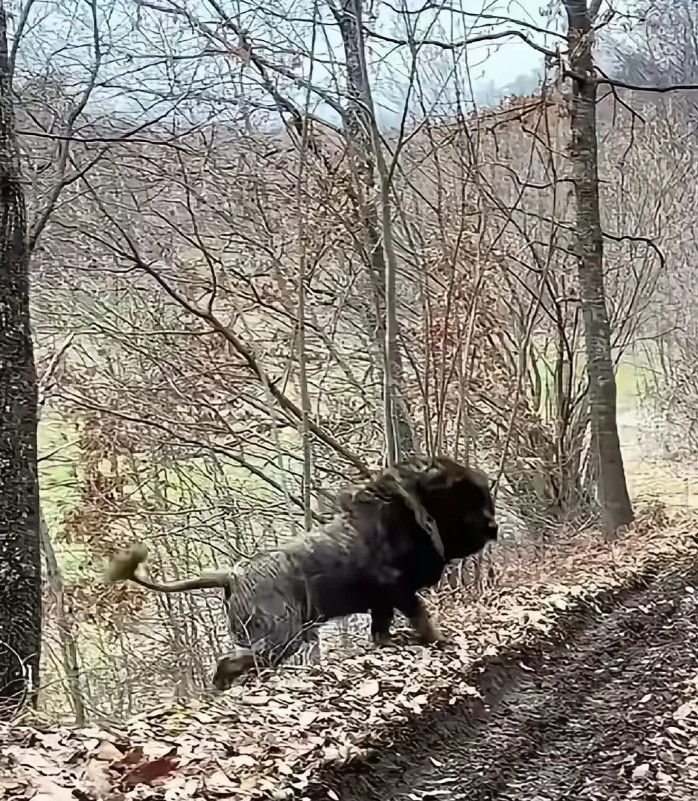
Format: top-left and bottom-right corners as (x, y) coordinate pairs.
(564, 0), (634, 536)
(0, 1), (41, 718)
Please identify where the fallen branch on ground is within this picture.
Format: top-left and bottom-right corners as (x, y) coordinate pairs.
(1, 507), (696, 801)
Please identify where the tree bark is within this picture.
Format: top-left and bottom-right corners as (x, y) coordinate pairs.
(563, 0), (634, 536)
(40, 519), (84, 724)
(0, 0), (42, 717)
(333, 0), (416, 462)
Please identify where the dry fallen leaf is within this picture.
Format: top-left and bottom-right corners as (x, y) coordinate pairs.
(121, 753), (180, 789)
(242, 694), (270, 706)
(358, 680), (380, 698)
(0, 776), (26, 793)
(6, 747), (62, 776)
(674, 702), (694, 721)
(31, 775), (76, 801)
(205, 769), (240, 793)
(35, 732), (66, 751)
(83, 758), (114, 797)
(95, 740), (125, 761)
(239, 773), (265, 791)
(142, 740), (179, 759)
(632, 763), (650, 780)
(163, 775), (202, 800)
(298, 710), (318, 728)
(230, 754), (256, 769)
(115, 746), (145, 767)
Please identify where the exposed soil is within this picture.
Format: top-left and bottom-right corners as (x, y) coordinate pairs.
(309, 559), (698, 801)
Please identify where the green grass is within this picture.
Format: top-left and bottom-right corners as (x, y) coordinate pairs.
(39, 415), (86, 577)
(37, 410), (307, 582)
(615, 359), (656, 414)
(529, 344), (654, 421)
(624, 459), (698, 507)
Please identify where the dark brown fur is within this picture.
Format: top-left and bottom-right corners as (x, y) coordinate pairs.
(108, 457), (498, 691)
(213, 456), (498, 689)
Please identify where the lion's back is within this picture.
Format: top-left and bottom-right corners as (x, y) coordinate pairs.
(224, 523), (375, 645)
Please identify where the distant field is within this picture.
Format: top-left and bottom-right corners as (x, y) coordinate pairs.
(528, 348), (692, 504)
(37, 347), (666, 556)
(37, 411), (305, 580)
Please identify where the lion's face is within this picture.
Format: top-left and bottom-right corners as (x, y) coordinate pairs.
(416, 458), (498, 561)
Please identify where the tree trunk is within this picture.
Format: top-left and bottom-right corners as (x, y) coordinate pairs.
(0, 0), (42, 717)
(333, 0), (416, 462)
(40, 519), (84, 724)
(563, 0), (634, 536)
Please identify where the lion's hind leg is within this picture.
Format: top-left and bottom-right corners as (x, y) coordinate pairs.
(212, 647), (256, 691)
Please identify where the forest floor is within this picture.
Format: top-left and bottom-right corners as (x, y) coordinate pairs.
(310, 547), (698, 801)
(2, 509), (698, 801)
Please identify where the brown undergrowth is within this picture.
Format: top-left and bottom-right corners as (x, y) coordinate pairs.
(1, 504), (696, 801)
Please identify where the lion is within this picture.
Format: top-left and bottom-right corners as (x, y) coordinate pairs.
(107, 456), (498, 689)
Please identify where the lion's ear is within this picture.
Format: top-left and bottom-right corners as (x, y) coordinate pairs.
(419, 461), (493, 503)
(417, 458), (463, 491)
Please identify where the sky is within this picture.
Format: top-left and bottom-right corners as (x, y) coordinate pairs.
(9, 0), (603, 128)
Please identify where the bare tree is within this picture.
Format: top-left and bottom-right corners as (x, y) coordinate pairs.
(0, 0), (41, 717)
(563, 0), (634, 535)
(9, 0), (687, 719)
(610, 0), (698, 86)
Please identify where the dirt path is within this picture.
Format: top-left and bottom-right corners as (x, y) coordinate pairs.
(316, 564), (698, 801)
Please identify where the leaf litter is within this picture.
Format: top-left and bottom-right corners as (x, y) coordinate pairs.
(1, 511), (696, 801)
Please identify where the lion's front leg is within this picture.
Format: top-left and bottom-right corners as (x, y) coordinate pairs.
(370, 603), (395, 647)
(399, 594), (447, 645)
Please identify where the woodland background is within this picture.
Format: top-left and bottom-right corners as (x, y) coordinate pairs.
(2, 0), (698, 724)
